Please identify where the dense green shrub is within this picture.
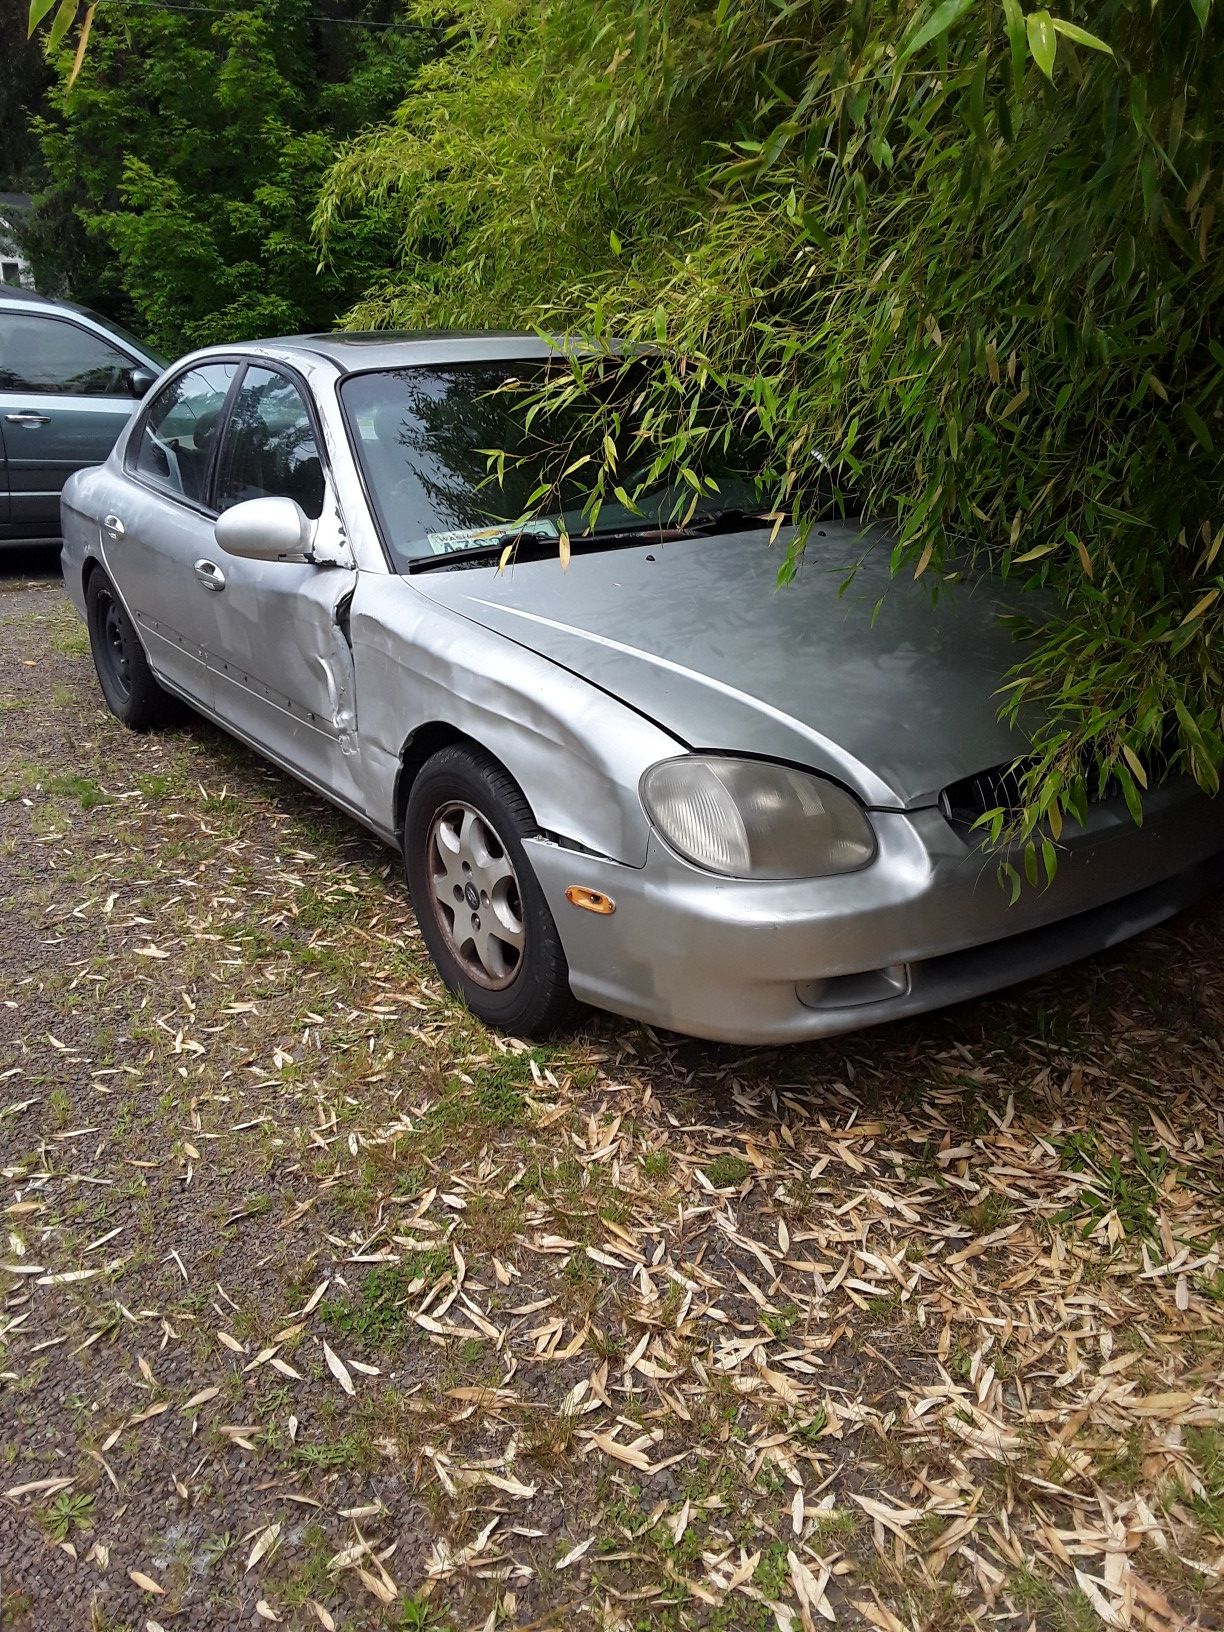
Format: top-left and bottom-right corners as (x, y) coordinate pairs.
(28, 0), (430, 352)
(319, 0), (1223, 853)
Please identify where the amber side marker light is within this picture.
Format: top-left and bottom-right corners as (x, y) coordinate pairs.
(565, 886), (616, 915)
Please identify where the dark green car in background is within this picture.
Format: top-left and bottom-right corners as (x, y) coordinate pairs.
(0, 285), (164, 550)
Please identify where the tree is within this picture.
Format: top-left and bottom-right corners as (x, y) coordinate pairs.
(1, 0), (51, 190)
(27, 0), (430, 352)
(317, 0), (1223, 859)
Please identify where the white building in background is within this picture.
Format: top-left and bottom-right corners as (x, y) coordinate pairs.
(0, 194), (35, 288)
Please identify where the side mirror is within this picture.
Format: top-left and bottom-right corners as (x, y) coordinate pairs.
(129, 366), (157, 398)
(215, 496), (313, 562)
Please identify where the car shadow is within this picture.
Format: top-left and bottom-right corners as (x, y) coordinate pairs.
(0, 545), (62, 587)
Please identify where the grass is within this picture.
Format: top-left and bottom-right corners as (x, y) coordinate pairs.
(1052, 1128), (1177, 1241)
(319, 1252), (451, 1347)
(395, 1596), (452, 1631)
(50, 624), (89, 657)
(702, 1152), (751, 1189)
(1009, 1564), (1098, 1631)
(2, 582), (1222, 1632)
(45, 772), (110, 809)
(960, 1191), (1014, 1233)
(1183, 1427), (1224, 1539)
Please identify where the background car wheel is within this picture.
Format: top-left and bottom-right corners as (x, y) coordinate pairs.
(85, 568), (176, 731)
(404, 745), (580, 1037)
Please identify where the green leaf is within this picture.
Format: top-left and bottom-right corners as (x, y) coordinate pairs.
(1189, 0), (1210, 31)
(897, 0), (974, 63)
(1022, 841), (1039, 887)
(47, 0), (78, 52)
(1026, 9), (1058, 80)
(1050, 17), (1113, 54)
(964, 52), (990, 148)
(27, 0), (57, 34)
(653, 305), (667, 345)
(1002, 0), (1027, 90)
(1041, 837), (1059, 886)
(1182, 402), (1214, 452)
(1001, 861), (1022, 905)
(1114, 764), (1144, 826)
(609, 230), (622, 255)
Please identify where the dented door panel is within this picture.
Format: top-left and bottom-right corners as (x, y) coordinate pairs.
(206, 547), (360, 803)
(346, 574), (680, 865)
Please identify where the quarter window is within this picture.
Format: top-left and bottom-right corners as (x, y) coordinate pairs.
(129, 362), (239, 505)
(0, 312), (137, 396)
(215, 366), (325, 520)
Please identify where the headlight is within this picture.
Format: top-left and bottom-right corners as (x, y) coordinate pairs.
(640, 757), (876, 879)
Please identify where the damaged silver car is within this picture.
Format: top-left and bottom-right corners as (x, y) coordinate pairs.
(61, 334), (1224, 1043)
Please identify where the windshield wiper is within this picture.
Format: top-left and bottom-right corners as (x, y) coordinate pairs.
(682, 507), (777, 534)
(407, 510), (778, 573)
(408, 529), (560, 574)
(578, 509), (778, 544)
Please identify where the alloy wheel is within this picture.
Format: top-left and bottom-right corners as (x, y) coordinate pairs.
(426, 800), (525, 989)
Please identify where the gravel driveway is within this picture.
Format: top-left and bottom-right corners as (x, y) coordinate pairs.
(2, 557), (1222, 1632)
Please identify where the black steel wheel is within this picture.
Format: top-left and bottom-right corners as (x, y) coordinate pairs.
(85, 568), (176, 730)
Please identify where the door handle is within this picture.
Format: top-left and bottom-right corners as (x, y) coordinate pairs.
(194, 558), (226, 592)
(103, 513), (125, 536)
(4, 411), (50, 428)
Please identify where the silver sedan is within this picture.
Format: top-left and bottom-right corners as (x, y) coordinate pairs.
(61, 333), (1224, 1043)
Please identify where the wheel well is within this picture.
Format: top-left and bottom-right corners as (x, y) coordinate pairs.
(81, 555), (103, 594)
(393, 724), (537, 839)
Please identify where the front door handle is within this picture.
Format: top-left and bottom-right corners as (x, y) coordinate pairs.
(4, 411), (50, 428)
(194, 558), (226, 592)
(103, 513), (125, 536)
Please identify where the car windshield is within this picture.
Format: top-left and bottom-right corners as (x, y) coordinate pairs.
(340, 360), (770, 569)
(79, 307), (167, 369)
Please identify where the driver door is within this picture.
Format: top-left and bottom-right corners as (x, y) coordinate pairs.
(202, 362), (360, 803)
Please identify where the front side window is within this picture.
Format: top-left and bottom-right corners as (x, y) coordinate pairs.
(215, 366), (325, 520)
(129, 362), (238, 505)
(0, 312), (138, 396)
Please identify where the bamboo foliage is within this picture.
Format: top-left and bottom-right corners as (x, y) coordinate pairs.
(33, 0), (1222, 853)
(316, 0), (1222, 858)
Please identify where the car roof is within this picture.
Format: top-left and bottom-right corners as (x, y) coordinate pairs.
(0, 285), (97, 318)
(237, 330), (576, 374)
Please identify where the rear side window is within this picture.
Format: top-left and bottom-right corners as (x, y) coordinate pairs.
(215, 366), (325, 520)
(129, 362), (238, 505)
(0, 312), (137, 396)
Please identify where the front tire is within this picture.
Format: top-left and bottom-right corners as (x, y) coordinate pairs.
(85, 568), (176, 731)
(404, 746), (579, 1037)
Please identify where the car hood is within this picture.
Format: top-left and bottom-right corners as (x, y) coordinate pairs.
(408, 524), (1033, 809)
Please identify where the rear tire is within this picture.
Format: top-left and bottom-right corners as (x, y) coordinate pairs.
(85, 568), (176, 731)
(404, 745), (580, 1037)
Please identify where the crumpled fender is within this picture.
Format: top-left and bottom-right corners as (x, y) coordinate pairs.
(348, 575), (681, 865)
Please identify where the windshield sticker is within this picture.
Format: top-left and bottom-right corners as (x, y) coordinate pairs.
(425, 519), (558, 555)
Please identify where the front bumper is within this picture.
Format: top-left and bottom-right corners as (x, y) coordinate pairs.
(526, 784), (1224, 1044)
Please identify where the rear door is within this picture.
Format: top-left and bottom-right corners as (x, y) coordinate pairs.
(108, 359), (240, 705)
(0, 309), (144, 540)
(0, 417), (9, 528)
